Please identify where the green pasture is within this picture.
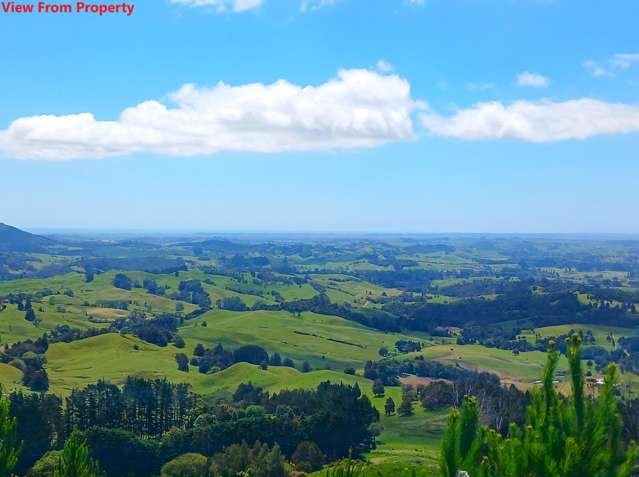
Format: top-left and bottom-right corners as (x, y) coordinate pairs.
(178, 309), (427, 370)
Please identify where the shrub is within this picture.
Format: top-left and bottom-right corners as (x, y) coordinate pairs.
(160, 453), (208, 477)
(292, 441), (325, 473)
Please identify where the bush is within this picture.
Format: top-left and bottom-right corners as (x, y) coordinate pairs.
(292, 441), (325, 473)
(27, 451), (61, 477)
(85, 427), (160, 477)
(160, 453), (208, 477)
(112, 274), (133, 291)
(173, 335), (185, 349)
(232, 345), (269, 365)
(209, 442), (290, 477)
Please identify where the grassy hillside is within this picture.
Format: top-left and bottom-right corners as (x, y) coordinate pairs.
(43, 333), (376, 398)
(179, 309), (427, 370)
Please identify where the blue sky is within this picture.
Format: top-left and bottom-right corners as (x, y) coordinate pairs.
(1, 0), (638, 233)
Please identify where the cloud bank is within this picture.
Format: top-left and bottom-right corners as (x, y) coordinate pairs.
(420, 99), (639, 142)
(3, 69), (639, 160)
(0, 69), (418, 160)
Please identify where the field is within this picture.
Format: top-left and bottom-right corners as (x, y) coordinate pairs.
(414, 344), (568, 387)
(179, 309), (428, 370)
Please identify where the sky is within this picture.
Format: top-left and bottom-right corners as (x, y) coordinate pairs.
(1, 0), (638, 233)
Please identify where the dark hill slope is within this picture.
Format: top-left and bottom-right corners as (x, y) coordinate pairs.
(0, 223), (55, 252)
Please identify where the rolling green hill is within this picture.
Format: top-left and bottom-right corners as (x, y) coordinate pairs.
(179, 309), (428, 370)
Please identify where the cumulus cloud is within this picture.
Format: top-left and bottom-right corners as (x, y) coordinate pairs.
(420, 99), (639, 142)
(516, 71), (550, 88)
(0, 69), (419, 161)
(169, 0), (263, 13)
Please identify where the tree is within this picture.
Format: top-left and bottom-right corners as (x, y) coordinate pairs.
(10, 391), (63, 475)
(193, 344), (205, 357)
(378, 347), (389, 357)
(209, 441), (290, 477)
(54, 431), (104, 477)
(0, 385), (20, 476)
(372, 379), (385, 397)
(175, 353), (189, 372)
(160, 453), (208, 477)
(173, 335), (185, 349)
(292, 441), (325, 473)
(269, 353), (282, 366)
(233, 345), (269, 365)
(25, 308), (37, 322)
(283, 358), (295, 368)
(440, 336), (639, 477)
(112, 274), (133, 291)
(384, 397), (395, 416)
(398, 397), (413, 417)
(302, 361), (312, 373)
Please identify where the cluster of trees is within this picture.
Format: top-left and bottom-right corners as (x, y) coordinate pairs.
(395, 339), (423, 353)
(64, 378), (192, 439)
(363, 355), (481, 386)
(171, 280), (212, 308)
(0, 335), (49, 392)
(110, 312), (184, 348)
(191, 342), (299, 374)
(383, 289), (636, 335)
(47, 324), (112, 344)
(5, 379), (377, 476)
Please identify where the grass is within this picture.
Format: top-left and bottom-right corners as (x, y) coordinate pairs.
(42, 332), (377, 398)
(410, 344), (568, 386)
(518, 324), (639, 352)
(0, 304), (110, 345)
(0, 363), (26, 392)
(367, 405), (446, 471)
(178, 309), (428, 370)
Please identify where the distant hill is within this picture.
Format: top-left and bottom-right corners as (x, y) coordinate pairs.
(0, 223), (55, 252)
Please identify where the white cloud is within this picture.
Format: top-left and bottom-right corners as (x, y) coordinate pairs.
(610, 53), (639, 70)
(376, 59), (394, 73)
(467, 82), (495, 92)
(0, 69), (419, 161)
(583, 60), (612, 78)
(419, 99), (639, 142)
(516, 71), (550, 88)
(584, 53), (639, 77)
(169, 0), (263, 12)
(300, 0), (338, 12)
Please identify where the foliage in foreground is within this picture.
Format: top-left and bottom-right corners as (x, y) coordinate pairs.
(0, 384), (20, 477)
(440, 335), (639, 477)
(53, 431), (104, 477)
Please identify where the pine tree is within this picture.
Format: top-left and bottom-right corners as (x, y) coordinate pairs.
(373, 379), (385, 397)
(54, 431), (104, 477)
(0, 385), (20, 476)
(384, 397), (396, 416)
(439, 335), (639, 477)
(398, 397), (414, 417)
